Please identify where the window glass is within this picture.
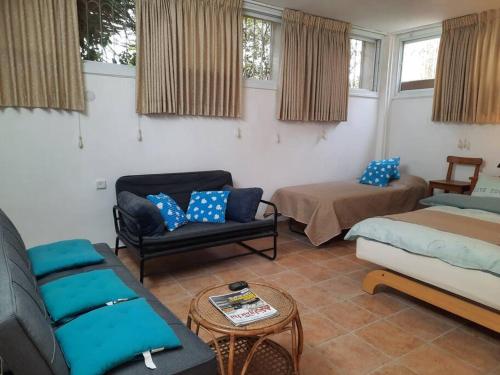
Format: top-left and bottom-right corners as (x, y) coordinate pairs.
(243, 16), (274, 81)
(400, 37), (440, 91)
(349, 38), (378, 91)
(77, 0), (136, 65)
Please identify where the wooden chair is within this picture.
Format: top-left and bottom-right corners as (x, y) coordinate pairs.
(428, 156), (483, 196)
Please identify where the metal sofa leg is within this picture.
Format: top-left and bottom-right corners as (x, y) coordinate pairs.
(115, 237), (120, 256)
(139, 258), (145, 284)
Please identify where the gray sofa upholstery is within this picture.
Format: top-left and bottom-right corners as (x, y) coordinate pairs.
(0, 209), (217, 375)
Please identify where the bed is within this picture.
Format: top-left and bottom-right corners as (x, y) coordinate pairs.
(267, 174), (427, 246)
(346, 195), (500, 332)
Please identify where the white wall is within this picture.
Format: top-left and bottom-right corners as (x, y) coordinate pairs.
(0, 70), (379, 247)
(386, 95), (500, 181)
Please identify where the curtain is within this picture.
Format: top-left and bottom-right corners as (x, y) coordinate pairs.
(278, 9), (351, 122)
(472, 9), (500, 124)
(432, 9), (500, 124)
(0, 0), (85, 111)
(136, 0), (242, 117)
(432, 14), (478, 123)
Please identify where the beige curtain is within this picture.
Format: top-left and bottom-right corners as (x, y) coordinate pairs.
(432, 14), (478, 123)
(0, 0), (85, 111)
(472, 9), (500, 124)
(136, 0), (242, 117)
(432, 9), (500, 124)
(278, 9), (351, 122)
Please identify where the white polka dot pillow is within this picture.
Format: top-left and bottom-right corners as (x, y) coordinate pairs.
(146, 193), (188, 232)
(360, 157), (401, 187)
(186, 191), (230, 223)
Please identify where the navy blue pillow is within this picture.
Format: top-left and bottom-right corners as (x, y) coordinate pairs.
(117, 192), (165, 236)
(223, 185), (263, 223)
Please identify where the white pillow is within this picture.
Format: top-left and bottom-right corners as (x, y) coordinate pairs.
(472, 174), (500, 198)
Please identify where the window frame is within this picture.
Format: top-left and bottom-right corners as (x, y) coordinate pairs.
(242, 1), (282, 90)
(393, 25), (442, 99)
(349, 28), (383, 98)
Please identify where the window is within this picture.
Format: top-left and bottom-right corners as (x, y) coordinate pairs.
(399, 37), (440, 91)
(77, 0), (136, 65)
(349, 37), (379, 91)
(242, 16), (276, 82)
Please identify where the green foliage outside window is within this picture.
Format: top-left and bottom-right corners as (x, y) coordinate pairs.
(243, 16), (273, 80)
(77, 0), (136, 65)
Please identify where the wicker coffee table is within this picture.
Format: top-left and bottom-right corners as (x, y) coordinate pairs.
(187, 282), (303, 375)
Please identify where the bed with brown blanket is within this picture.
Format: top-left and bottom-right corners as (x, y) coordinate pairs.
(345, 194), (500, 332)
(267, 174), (427, 246)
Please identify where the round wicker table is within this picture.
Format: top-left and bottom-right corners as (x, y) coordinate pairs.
(187, 282), (303, 375)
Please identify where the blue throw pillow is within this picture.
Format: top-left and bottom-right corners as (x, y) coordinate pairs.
(40, 269), (138, 323)
(28, 239), (104, 277)
(223, 185), (263, 223)
(371, 157), (401, 180)
(360, 163), (392, 187)
(147, 193), (188, 232)
(55, 298), (181, 375)
(186, 191), (230, 223)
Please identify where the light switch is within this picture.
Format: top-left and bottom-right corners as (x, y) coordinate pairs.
(96, 179), (107, 190)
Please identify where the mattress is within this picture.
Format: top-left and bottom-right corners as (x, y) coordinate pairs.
(356, 237), (500, 310)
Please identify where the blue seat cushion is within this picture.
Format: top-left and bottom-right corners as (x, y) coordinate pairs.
(40, 269), (138, 323)
(28, 239), (104, 277)
(223, 185), (263, 223)
(186, 191), (230, 223)
(55, 298), (182, 375)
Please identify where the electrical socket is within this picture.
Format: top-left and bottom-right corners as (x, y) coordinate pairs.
(96, 179), (107, 190)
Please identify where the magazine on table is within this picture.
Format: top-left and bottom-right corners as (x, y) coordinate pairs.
(209, 288), (278, 326)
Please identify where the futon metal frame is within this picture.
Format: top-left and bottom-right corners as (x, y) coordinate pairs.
(113, 200), (278, 283)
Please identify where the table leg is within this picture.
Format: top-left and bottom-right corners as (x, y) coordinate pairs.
(227, 334), (236, 375)
(292, 314), (304, 374)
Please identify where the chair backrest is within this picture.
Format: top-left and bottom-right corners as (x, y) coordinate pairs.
(445, 156), (483, 186)
(115, 170), (233, 211)
(0, 209), (69, 375)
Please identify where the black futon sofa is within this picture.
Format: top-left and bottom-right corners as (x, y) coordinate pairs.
(113, 170), (278, 283)
(0, 209), (216, 375)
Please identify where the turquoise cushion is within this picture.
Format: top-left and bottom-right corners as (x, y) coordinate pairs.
(28, 239), (104, 277)
(147, 193), (188, 231)
(40, 269), (138, 323)
(472, 174), (500, 198)
(186, 191), (230, 223)
(55, 298), (181, 375)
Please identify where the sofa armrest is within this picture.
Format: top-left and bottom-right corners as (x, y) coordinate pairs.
(259, 200), (278, 232)
(113, 205), (144, 246)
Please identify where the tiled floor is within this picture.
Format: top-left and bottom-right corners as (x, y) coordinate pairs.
(118, 222), (500, 375)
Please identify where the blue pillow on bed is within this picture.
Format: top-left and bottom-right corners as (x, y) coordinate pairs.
(360, 157), (401, 187)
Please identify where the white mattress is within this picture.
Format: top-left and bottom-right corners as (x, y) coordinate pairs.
(356, 237), (500, 311)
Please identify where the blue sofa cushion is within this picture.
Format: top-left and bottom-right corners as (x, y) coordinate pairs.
(186, 191), (230, 223)
(223, 185), (263, 223)
(117, 191), (165, 236)
(28, 239), (104, 277)
(55, 298), (182, 375)
(40, 269), (138, 323)
(147, 193), (188, 231)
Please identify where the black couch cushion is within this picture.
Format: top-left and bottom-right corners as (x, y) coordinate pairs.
(120, 219), (275, 249)
(117, 191), (165, 236)
(116, 170), (233, 211)
(223, 185), (263, 223)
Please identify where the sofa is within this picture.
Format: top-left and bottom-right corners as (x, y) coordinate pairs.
(0, 209), (217, 375)
(113, 170), (278, 283)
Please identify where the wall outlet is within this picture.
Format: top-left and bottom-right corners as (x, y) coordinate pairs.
(96, 179), (107, 190)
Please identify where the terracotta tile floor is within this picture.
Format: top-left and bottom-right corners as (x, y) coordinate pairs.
(118, 222), (500, 375)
